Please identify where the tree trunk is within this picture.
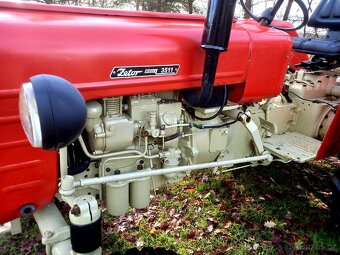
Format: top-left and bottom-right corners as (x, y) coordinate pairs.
(243, 0), (252, 19)
(157, 0), (162, 12)
(188, 0), (193, 14)
(303, 0), (314, 37)
(164, 0), (168, 12)
(283, 0), (294, 21)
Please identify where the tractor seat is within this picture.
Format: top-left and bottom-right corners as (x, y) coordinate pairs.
(292, 37), (340, 58)
(291, 0), (340, 69)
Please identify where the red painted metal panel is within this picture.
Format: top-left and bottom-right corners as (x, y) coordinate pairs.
(0, 1), (292, 223)
(272, 21), (309, 68)
(0, 102), (58, 224)
(230, 21), (292, 103)
(0, 1), (291, 101)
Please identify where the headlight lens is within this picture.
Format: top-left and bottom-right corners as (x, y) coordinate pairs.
(19, 82), (42, 148)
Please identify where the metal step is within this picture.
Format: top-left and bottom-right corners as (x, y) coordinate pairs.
(263, 132), (321, 163)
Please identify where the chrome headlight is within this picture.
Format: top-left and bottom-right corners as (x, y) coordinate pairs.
(19, 82), (42, 148)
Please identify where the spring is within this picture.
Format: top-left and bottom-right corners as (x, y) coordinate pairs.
(101, 97), (122, 116)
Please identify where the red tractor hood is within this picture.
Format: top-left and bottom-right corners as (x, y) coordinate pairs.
(0, 1), (292, 103)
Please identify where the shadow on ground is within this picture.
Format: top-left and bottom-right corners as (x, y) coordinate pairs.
(0, 160), (339, 255)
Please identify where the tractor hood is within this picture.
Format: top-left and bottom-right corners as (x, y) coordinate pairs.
(0, 1), (292, 103)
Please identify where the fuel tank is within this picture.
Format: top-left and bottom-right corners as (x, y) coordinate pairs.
(0, 1), (292, 223)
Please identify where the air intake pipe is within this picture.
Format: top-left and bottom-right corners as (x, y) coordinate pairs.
(183, 0), (237, 108)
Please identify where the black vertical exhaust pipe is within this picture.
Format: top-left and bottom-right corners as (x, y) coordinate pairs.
(183, 0), (237, 107)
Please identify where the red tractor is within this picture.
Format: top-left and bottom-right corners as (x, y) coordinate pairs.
(0, 0), (339, 254)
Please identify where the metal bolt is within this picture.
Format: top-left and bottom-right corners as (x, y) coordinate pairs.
(70, 204), (81, 216)
(44, 230), (53, 238)
(105, 167), (111, 173)
(137, 164), (143, 170)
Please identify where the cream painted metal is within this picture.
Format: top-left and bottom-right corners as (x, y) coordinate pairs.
(106, 181), (129, 216)
(0, 222), (11, 235)
(326, 85), (340, 97)
(129, 177), (151, 209)
(69, 195), (101, 225)
(33, 203), (71, 255)
(78, 135), (159, 160)
(288, 70), (340, 139)
(0, 219), (21, 235)
(263, 132), (321, 163)
(57, 69), (340, 221)
(19, 68), (340, 255)
(72, 153), (273, 187)
(226, 109), (265, 155)
(60, 148), (68, 178)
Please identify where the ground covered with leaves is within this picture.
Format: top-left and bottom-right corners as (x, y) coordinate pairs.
(1, 159), (340, 255)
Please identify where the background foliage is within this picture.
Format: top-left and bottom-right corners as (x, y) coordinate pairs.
(34, 0), (323, 37)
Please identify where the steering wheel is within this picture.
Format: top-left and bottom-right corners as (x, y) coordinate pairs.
(239, 0), (309, 31)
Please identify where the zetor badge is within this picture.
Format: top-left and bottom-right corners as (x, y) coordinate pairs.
(110, 65), (180, 79)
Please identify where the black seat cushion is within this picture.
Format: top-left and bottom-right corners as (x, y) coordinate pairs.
(292, 37), (340, 57)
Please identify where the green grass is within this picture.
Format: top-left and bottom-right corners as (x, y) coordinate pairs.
(0, 160), (339, 255)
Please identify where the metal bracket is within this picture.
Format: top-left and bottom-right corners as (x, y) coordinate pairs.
(226, 109), (265, 155)
(42, 226), (70, 246)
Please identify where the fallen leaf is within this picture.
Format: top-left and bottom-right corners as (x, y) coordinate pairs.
(264, 194), (274, 200)
(253, 243), (260, 250)
(202, 175), (209, 181)
(285, 211), (292, 220)
(204, 192), (211, 199)
(244, 196), (255, 202)
(264, 221), (276, 228)
(169, 208), (175, 216)
(159, 222), (168, 231)
(214, 229), (223, 234)
(136, 239), (143, 247)
(224, 221), (232, 229)
(185, 249), (194, 254)
(186, 231), (196, 239)
(271, 235), (282, 244)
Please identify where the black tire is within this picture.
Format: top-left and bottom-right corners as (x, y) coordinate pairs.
(328, 169), (340, 225)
